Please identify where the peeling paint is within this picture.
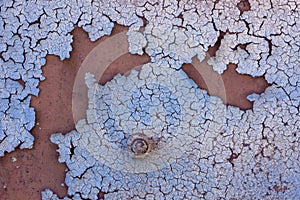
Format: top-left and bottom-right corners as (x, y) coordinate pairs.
(0, 0), (299, 199)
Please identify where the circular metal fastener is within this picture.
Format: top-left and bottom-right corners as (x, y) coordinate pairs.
(128, 134), (152, 158)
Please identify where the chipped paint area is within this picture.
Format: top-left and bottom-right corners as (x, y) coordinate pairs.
(0, 0), (299, 199)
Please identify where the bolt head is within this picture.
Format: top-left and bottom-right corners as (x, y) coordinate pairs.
(128, 134), (151, 158)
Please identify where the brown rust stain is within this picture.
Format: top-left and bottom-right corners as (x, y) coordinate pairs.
(183, 62), (269, 110)
(237, 0), (251, 13)
(221, 63), (269, 109)
(99, 53), (150, 85)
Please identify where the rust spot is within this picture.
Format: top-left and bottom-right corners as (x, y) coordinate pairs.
(221, 63), (269, 110)
(177, 13), (183, 20)
(283, 185), (288, 191)
(98, 191), (105, 199)
(237, 0), (251, 13)
(274, 185), (281, 192)
(237, 43), (248, 50)
(99, 53), (150, 85)
(183, 62), (269, 110)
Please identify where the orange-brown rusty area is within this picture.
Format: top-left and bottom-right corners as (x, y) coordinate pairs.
(182, 62), (269, 110)
(0, 23), (268, 200)
(237, 0), (251, 13)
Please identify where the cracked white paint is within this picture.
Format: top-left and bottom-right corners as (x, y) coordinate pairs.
(45, 79), (300, 199)
(73, 62), (225, 174)
(0, 0), (299, 199)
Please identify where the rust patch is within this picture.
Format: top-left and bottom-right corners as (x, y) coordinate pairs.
(183, 62), (269, 110)
(237, 0), (251, 13)
(274, 185), (281, 192)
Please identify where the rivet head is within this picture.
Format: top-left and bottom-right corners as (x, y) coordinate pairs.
(128, 134), (151, 158)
